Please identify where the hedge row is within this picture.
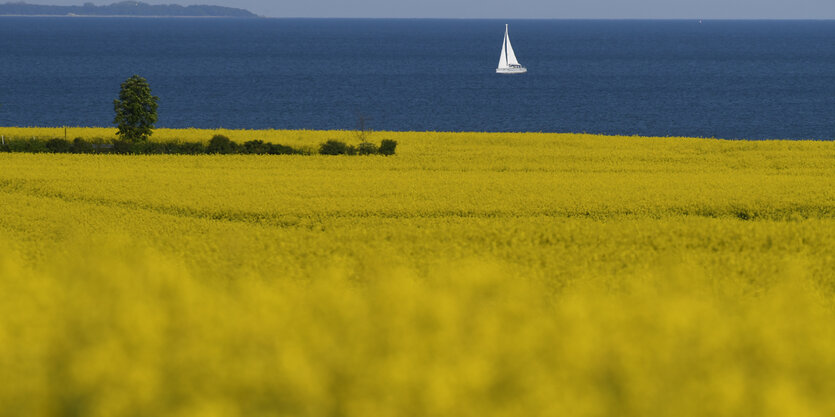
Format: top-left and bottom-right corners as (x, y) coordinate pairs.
(319, 139), (397, 156)
(0, 135), (397, 156)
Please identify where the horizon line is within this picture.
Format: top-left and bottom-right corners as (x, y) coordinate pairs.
(255, 17), (835, 20)
(2, 15), (835, 21)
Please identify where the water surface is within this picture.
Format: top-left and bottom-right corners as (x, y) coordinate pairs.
(1, 18), (833, 139)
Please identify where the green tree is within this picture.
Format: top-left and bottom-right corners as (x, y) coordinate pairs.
(113, 75), (159, 143)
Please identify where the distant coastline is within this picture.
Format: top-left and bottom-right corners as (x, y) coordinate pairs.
(0, 1), (258, 18)
(0, 14), (255, 18)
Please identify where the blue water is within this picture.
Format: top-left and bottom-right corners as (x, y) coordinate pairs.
(1, 18), (834, 139)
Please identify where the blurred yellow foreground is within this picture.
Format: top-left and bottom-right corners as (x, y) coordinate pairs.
(1, 128), (834, 416)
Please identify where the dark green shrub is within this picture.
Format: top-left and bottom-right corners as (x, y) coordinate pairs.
(29, 139), (48, 153)
(379, 139), (397, 156)
(151, 142), (167, 154)
(137, 141), (167, 154)
(319, 140), (348, 155)
(45, 138), (72, 153)
(127, 141), (147, 154)
(162, 142), (181, 154)
(269, 143), (297, 155)
(72, 138), (94, 153)
(174, 141), (205, 155)
(90, 138), (114, 154)
(208, 135), (234, 154)
(6, 139), (25, 152)
(112, 139), (133, 154)
(189, 142), (207, 154)
(9, 138), (47, 153)
(243, 140), (271, 154)
(357, 142), (378, 155)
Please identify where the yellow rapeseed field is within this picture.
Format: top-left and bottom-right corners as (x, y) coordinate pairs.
(1, 127), (834, 417)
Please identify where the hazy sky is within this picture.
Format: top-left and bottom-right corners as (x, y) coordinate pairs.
(33, 0), (835, 19)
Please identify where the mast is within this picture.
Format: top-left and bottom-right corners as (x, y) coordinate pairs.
(498, 24), (508, 68)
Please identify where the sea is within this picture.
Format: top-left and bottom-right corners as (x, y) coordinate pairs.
(1, 17), (834, 139)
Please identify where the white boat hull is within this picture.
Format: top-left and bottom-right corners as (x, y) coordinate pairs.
(496, 67), (527, 74)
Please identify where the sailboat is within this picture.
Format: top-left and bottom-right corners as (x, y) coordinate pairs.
(496, 24), (526, 74)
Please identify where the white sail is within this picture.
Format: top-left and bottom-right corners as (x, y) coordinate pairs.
(505, 26), (520, 66)
(496, 24), (526, 74)
(498, 29), (508, 69)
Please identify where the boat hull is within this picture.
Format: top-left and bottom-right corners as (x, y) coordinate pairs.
(496, 67), (527, 74)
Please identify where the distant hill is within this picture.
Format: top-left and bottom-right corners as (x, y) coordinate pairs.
(0, 1), (258, 17)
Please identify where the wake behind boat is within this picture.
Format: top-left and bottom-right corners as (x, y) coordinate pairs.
(497, 24), (527, 74)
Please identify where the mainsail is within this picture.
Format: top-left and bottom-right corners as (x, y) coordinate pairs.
(505, 25), (520, 66)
